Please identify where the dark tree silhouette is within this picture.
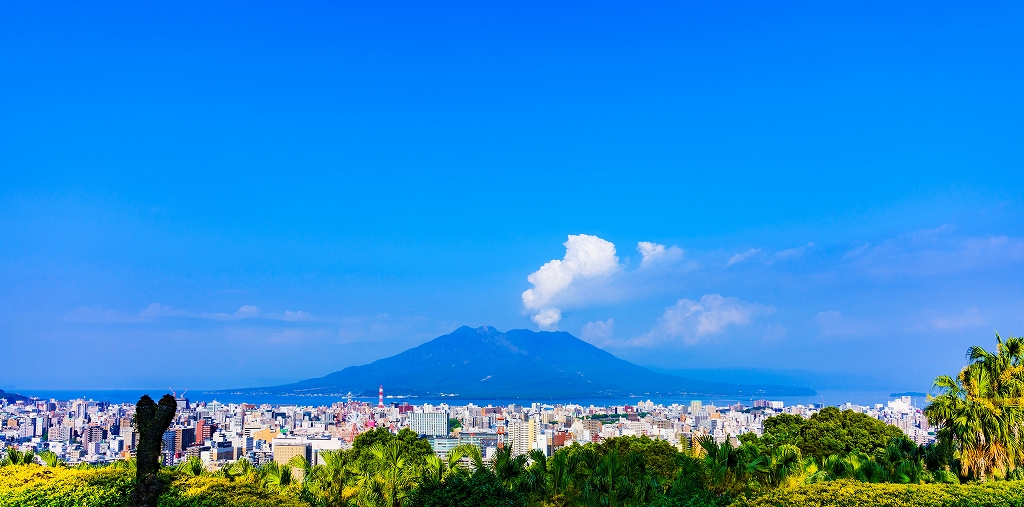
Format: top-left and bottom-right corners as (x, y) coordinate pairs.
(129, 394), (178, 507)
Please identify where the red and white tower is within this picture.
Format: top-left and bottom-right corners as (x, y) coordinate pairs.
(496, 414), (506, 450)
(378, 385), (384, 408)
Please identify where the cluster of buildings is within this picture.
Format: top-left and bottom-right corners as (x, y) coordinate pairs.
(0, 392), (935, 468)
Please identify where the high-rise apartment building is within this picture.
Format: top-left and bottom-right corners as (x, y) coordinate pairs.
(196, 418), (215, 443)
(408, 412), (448, 437)
(81, 426), (105, 448)
(174, 427), (196, 452)
(508, 418), (536, 456)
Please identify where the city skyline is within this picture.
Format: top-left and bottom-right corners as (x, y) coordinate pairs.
(2, 1), (1024, 391)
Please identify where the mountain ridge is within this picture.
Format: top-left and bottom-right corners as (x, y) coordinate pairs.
(227, 326), (814, 399)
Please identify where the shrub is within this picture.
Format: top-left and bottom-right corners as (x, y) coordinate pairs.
(0, 465), (132, 507)
(407, 471), (526, 507)
(0, 466), (306, 507)
(729, 479), (1024, 507)
(158, 475), (306, 507)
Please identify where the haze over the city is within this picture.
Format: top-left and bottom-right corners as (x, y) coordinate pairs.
(2, 1), (1023, 392)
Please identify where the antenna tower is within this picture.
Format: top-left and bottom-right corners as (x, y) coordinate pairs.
(378, 385), (384, 408)
(496, 414), (506, 450)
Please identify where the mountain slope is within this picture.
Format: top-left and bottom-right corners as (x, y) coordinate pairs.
(0, 389), (29, 404)
(244, 326), (814, 399)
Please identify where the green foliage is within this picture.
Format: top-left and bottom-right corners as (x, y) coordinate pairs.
(0, 448), (36, 466)
(448, 418), (462, 433)
(925, 333), (1024, 481)
(728, 479), (1024, 507)
(350, 427), (433, 471)
(0, 465), (133, 507)
(409, 470), (526, 507)
(756, 407), (904, 464)
(0, 465), (308, 507)
(159, 474), (307, 507)
(595, 435), (680, 482)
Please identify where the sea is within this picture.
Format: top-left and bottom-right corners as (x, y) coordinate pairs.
(14, 389), (928, 409)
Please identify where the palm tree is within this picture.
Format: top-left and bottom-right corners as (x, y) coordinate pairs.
(110, 458), (137, 471)
(356, 441), (419, 507)
(423, 444), (479, 483)
(490, 445), (532, 493)
(176, 455), (206, 477)
(694, 435), (748, 495)
(582, 449), (636, 507)
(37, 450), (65, 468)
(749, 444), (803, 488)
(925, 333), (1024, 480)
(0, 448), (35, 466)
(223, 457), (257, 482)
(260, 461), (294, 491)
(545, 448), (586, 505)
(876, 435), (923, 484)
(303, 450), (358, 507)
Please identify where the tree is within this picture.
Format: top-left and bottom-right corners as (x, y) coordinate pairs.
(301, 449), (359, 507)
(0, 448), (35, 466)
(260, 461), (294, 491)
(130, 393), (177, 507)
(176, 455), (207, 477)
(356, 440), (420, 507)
(409, 470), (526, 507)
(423, 443), (481, 484)
(490, 445), (532, 494)
(694, 436), (750, 496)
(596, 435), (680, 482)
(759, 408), (903, 463)
(351, 427), (433, 472)
(583, 449), (635, 507)
(925, 333), (1024, 480)
(748, 444), (805, 488)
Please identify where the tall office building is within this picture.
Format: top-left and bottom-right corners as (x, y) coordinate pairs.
(408, 412), (448, 437)
(273, 439), (312, 468)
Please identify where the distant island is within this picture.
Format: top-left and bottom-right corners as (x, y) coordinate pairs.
(890, 391), (928, 397)
(219, 326), (816, 399)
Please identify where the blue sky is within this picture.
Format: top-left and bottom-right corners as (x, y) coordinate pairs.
(2, 1), (1023, 391)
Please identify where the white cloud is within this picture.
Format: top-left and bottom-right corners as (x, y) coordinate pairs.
(581, 319), (615, 344)
(726, 248), (761, 267)
(630, 294), (771, 346)
(281, 310), (313, 321)
(815, 310), (881, 337)
(776, 243), (814, 260)
(137, 303), (189, 318)
(849, 227), (1024, 276)
(66, 303), (191, 323)
(521, 235), (694, 329)
(234, 305), (262, 318)
(522, 234), (620, 328)
(522, 234), (620, 310)
(815, 311), (849, 336)
(531, 308), (562, 330)
(638, 242), (684, 268)
(917, 307), (986, 332)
